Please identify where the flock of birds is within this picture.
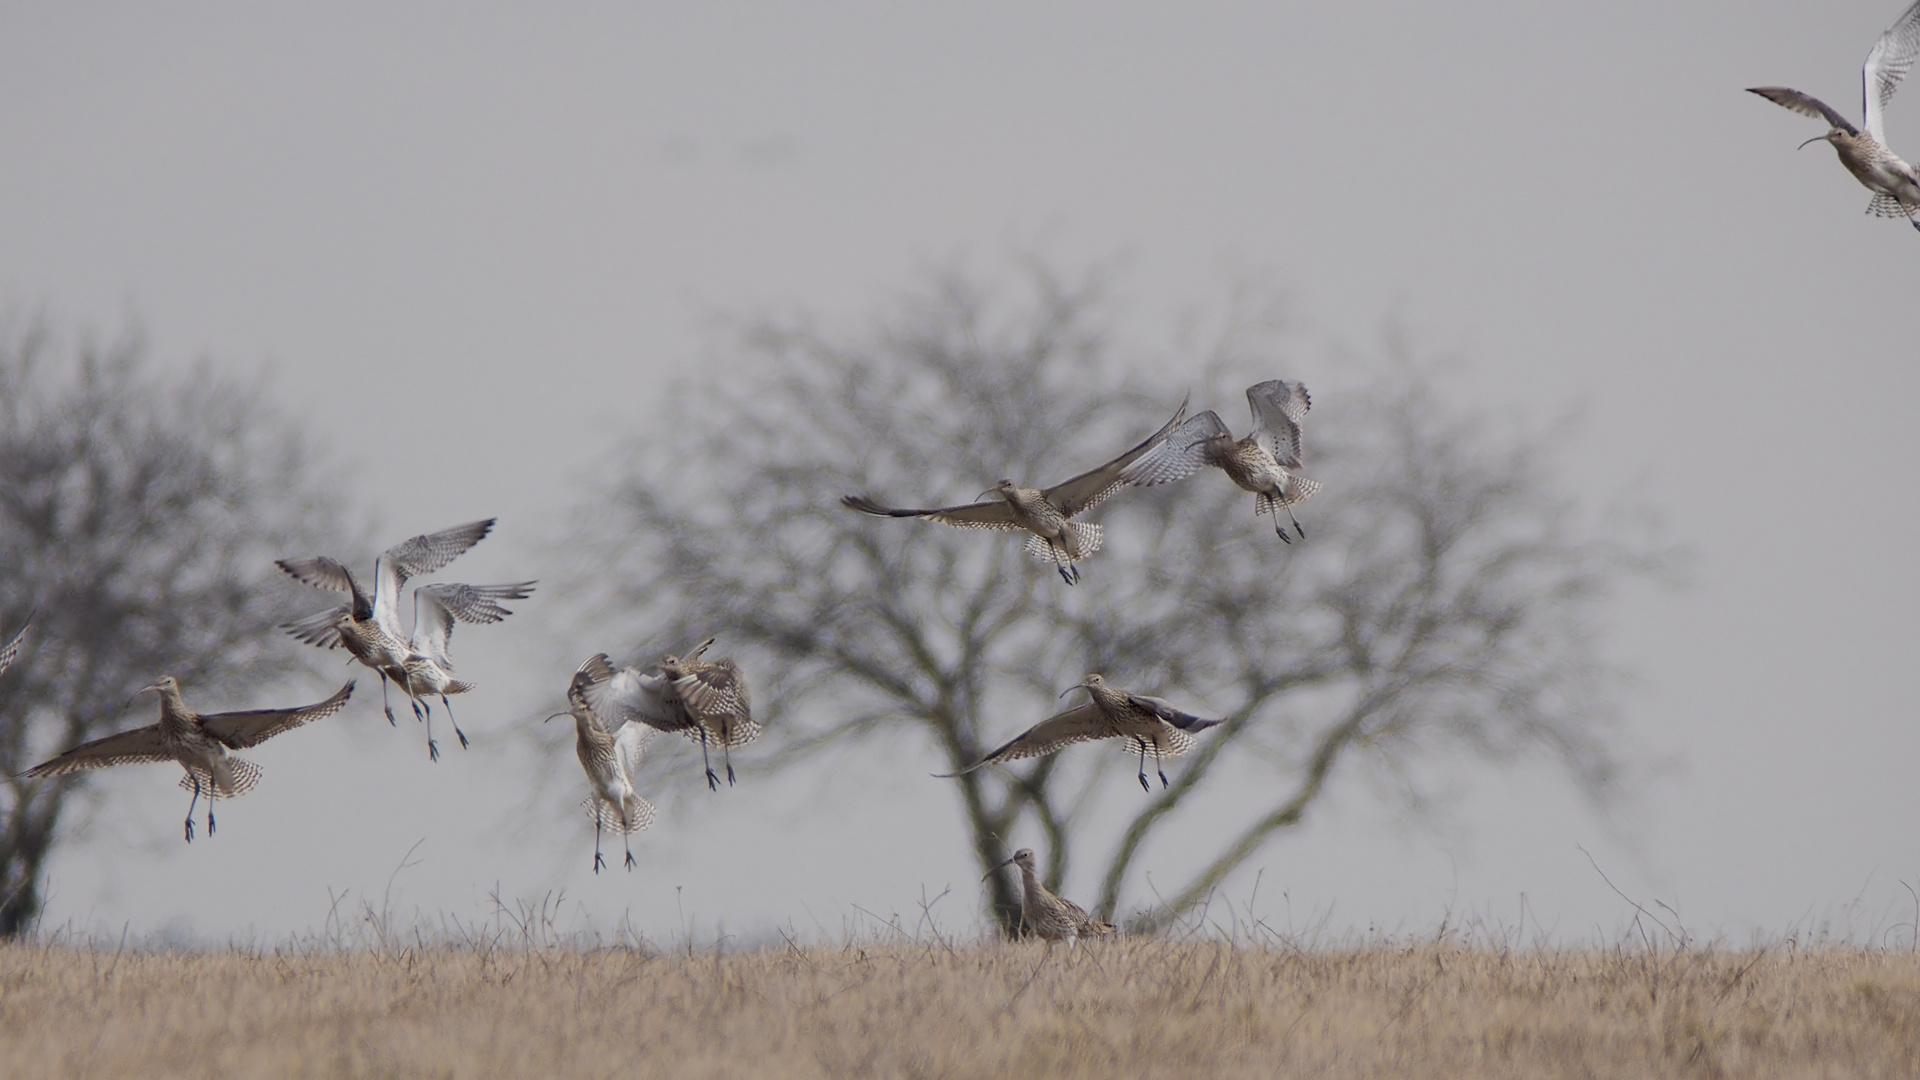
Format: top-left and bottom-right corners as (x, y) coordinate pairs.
(0, 379), (1319, 940)
(0, 3), (1911, 939)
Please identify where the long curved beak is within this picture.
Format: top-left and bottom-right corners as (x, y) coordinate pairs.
(981, 856), (1018, 881)
(542, 711), (570, 724)
(1057, 682), (1090, 699)
(977, 488), (999, 502)
(1797, 134), (1829, 150)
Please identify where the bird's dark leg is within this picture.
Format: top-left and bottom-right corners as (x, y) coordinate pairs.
(623, 830), (637, 871)
(207, 791), (217, 836)
(443, 695), (470, 750)
(378, 673), (399, 726)
(183, 775), (201, 843)
(700, 730), (720, 791)
(1136, 739), (1151, 792)
(424, 703), (440, 763)
(592, 813), (606, 875)
(723, 738), (738, 787)
(1158, 759), (1171, 789)
(1283, 498), (1306, 540)
(1266, 494), (1293, 543)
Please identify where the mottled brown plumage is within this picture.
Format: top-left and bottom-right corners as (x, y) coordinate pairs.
(940, 673), (1220, 792)
(985, 849), (1116, 943)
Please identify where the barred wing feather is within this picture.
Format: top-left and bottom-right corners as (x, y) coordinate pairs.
(1865, 0), (1920, 144)
(1246, 380), (1310, 467)
(23, 726), (172, 777)
(200, 681), (356, 749)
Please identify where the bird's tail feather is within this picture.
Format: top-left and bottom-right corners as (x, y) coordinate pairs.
(179, 757), (263, 799)
(1022, 522), (1103, 564)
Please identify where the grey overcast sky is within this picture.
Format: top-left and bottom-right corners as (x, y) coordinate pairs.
(2, 1), (1918, 945)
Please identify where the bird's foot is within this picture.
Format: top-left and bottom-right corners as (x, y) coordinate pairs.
(183, 819), (195, 843)
(427, 738), (441, 763)
(454, 726), (471, 751)
(383, 705), (399, 727)
(1136, 772), (1151, 793)
(1158, 769), (1171, 789)
(1057, 565), (1075, 586)
(208, 810), (217, 836)
(624, 850), (638, 871)
(704, 767), (721, 792)
(593, 851), (606, 875)
(725, 762), (738, 786)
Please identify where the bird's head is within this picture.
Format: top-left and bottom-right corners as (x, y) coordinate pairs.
(979, 479), (1018, 501)
(1059, 673), (1105, 699)
(983, 848), (1037, 879)
(1798, 129), (1845, 151)
(138, 676), (178, 697)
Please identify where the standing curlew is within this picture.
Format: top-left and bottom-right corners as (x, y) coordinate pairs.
(940, 673), (1220, 792)
(579, 638), (761, 791)
(1121, 380), (1321, 542)
(1750, 0), (1920, 231)
(841, 397), (1189, 584)
(550, 655), (656, 873)
(21, 677), (354, 841)
(984, 848), (1116, 943)
(279, 519), (495, 729)
(0, 612), (31, 679)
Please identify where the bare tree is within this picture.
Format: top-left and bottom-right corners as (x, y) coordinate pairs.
(0, 325), (344, 937)
(575, 266), (1668, 934)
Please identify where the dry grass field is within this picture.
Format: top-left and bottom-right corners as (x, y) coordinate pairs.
(3, 934), (1919, 1078)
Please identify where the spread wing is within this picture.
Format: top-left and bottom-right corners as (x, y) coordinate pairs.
(23, 725), (173, 778)
(282, 605), (350, 649)
(381, 519), (496, 581)
(584, 662), (694, 734)
(200, 681), (356, 749)
(1041, 395), (1190, 517)
(1246, 380), (1310, 467)
(936, 701), (1112, 776)
(416, 581), (535, 625)
(674, 659), (758, 747)
(1125, 692), (1222, 734)
(0, 613), (32, 679)
(409, 589), (457, 669)
(1118, 410), (1231, 487)
(1748, 86), (1859, 134)
(840, 494), (1024, 530)
(1865, 0), (1920, 144)
(276, 555), (360, 595)
(613, 721), (657, 781)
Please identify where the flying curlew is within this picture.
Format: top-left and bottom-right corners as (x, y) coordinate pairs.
(1121, 379), (1321, 542)
(940, 673), (1220, 791)
(841, 397), (1189, 584)
(984, 848), (1116, 944)
(1750, 0), (1920, 231)
(21, 677), (354, 841)
(393, 582), (537, 757)
(578, 638), (760, 791)
(0, 612), (31, 680)
(550, 655), (657, 873)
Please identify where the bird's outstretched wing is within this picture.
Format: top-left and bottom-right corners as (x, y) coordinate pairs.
(417, 581), (535, 625)
(1246, 380), (1310, 467)
(276, 555), (360, 596)
(381, 519), (497, 581)
(840, 494), (1024, 530)
(1119, 410), (1232, 487)
(410, 589), (458, 669)
(1748, 86), (1859, 134)
(0, 612), (32, 679)
(1125, 692), (1222, 734)
(1042, 395), (1190, 516)
(200, 681), (357, 749)
(22, 725), (172, 777)
(1865, 0), (1920, 144)
(936, 701), (1112, 776)
(583, 661), (695, 734)
(280, 605), (350, 649)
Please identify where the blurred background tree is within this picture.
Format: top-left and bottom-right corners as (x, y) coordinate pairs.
(0, 324), (344, 937)
(573, 264), (1670, 934)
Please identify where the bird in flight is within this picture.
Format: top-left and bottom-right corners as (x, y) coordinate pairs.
(1121, 380), (1321, 542)
(940, 673), (1220, 791)
(1750, 0), (1920, 231)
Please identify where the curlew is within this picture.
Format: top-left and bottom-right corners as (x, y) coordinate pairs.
(0, 612), (31, 680)
(841, 397), (1188, 584)
(21, 677), (354, 841)
(984, 848), (1116, 943)
(579, 638), (760, 791)
(550, 655), (656, 873)
(1121, 379), (1320, 541)
(279, 519), (495, 729)
(940, 673), (1220, 791)
(1750, 0), (1920, 231)
(394, 582), (537, 757)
